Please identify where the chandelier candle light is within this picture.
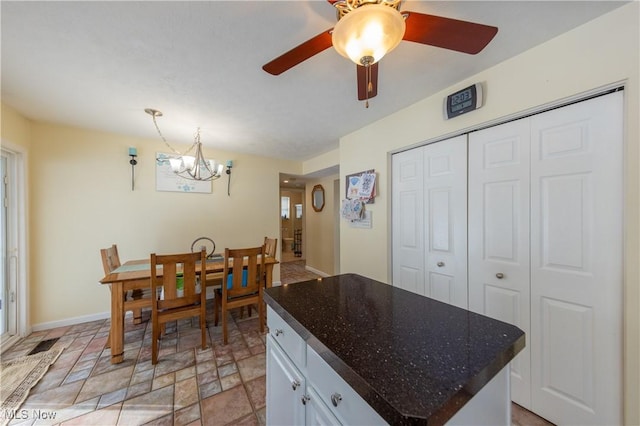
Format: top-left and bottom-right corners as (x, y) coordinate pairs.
(145, 108), (225, 181)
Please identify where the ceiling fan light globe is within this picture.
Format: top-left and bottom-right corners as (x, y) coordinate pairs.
(332, 4), (405, 65)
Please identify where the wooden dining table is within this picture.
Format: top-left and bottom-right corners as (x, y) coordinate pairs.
(100, 254), (278, 364)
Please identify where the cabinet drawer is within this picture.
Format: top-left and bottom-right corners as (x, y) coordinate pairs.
(307, 345), (387, 425)
(267, 306), (306, 369)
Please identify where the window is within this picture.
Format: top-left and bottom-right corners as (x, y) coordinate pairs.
(281, 196), (290, 219)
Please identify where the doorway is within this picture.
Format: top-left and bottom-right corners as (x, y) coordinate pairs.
(1, 146), (26, 352)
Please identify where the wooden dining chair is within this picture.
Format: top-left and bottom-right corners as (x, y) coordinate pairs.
(150, 249), (208, 364)
(100, 244), (152, 347)
(244, 236), (277, 318)
(214, 245), (266, 345)
(264, 236), (278, 258)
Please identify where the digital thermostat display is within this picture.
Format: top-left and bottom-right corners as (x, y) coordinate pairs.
(444, 83), (483, 119)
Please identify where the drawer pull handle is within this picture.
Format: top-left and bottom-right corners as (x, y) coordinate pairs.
(301, 395), (310, 405)
(331, 393), (342, 407)
(292, 380), (300, 391)
(275, 329), (284, 336)
(496, 273), (504, 279)
(437, 261), (445, 267)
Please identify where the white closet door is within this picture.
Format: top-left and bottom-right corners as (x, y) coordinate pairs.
(423, 135), (468, 308)
(529, 92), (622, 425)
(392, 148), (425, 295)
(468, 117), (532, 408)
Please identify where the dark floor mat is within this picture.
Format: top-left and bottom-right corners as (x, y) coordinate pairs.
(27, 337), (59, 355)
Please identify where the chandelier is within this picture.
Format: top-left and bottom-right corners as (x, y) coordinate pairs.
(145, 108), (224, 181)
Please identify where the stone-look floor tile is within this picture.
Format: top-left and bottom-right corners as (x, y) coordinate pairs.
(174, 402), (201, 426)
(154, 350), (195, 377)
(142, 412), (173, 426)
(174, 377), (199, 410)
(175, 366), (197, 382)
(233, 413), (261, 426)
(245, 376), (266, 410)
(236, 354), (266, 383)
(201, 386), (253, 426)
(220, 372), (242, 390)
(255, 406), (267, 425)
(117, 384), (174, 425)
(152, 372), (175, 391)
(22, 380), (84, 411)
(197, 370), (218, 387)
(32, 396), (100, 425)
(198, 379), (222, 400)
(125, 380), (152, 400)
(59, 401), (122, 425)
(76, 366), (135, 403)
(97, 387), (128, 409)
(130, 367), (155, 385)
(217, 363), (237, 378)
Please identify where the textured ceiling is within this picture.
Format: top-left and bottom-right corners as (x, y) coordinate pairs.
(1, 1), (628, 162)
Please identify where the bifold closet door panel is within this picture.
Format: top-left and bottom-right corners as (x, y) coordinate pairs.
(423, 135), (468, 308)
(392, 147), (425, 295)
(468, 117), (532, 408)
(392, 135), (468, 308)
(529, 91), (623, 425)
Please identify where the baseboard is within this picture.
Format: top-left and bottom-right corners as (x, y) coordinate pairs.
(305, 265), (330, 277)
(271, 280), (282, 287)
(31, 311), (110, 332)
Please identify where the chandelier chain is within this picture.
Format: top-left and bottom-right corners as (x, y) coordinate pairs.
(150, 112), (197, 157)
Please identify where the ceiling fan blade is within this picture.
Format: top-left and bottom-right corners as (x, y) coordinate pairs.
(403, 12), (498, 54)
(262, 29), (334, 75)
(357, 62), (378, 101)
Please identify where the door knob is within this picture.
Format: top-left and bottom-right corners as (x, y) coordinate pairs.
(496, 273), (504, 279)
(292, 380), (300, 391)
(437, 261), (445, 267)
(274, 329), (283, 336)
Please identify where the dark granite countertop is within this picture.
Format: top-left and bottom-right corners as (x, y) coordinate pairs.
(264, 273), (525, 425)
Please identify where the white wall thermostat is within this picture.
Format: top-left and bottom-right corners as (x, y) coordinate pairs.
(443, 83), (483, 119)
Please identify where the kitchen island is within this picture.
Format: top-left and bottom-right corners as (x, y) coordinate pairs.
(264, 273), (525, 425)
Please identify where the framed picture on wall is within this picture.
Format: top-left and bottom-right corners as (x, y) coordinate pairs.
(345, 169), (376, 204)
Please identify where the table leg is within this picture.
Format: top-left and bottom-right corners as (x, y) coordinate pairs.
(110, 281), (125, 364)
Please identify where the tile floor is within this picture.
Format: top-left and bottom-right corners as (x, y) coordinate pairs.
(2, 263), (553, 426)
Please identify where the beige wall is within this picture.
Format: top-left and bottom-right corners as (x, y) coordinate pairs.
(1, 103), (32, 147)
(305, 174), (339, 275)
(1, 116), (302, 328)
(338, 4), (639, 424)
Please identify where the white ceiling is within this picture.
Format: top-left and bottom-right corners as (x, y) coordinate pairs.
(1, 1), (627, 163)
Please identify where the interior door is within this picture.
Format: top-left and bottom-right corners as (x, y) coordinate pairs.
(529, 91), (623, 425)
(423, 135), (468, 308)
(468, 117), (532, 408)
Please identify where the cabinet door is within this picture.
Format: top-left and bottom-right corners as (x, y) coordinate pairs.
(529, 92), (622, 425)
(423, 135), (468, 308)
(468, 117), (532, 408)
(267, 336), (305, 426)
(305, 386), (342, 426)
(392, 147), (425, 295)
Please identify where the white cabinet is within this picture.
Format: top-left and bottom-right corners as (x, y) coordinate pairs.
(266, 334), (305, 426)
(266, 306), (387, 426)
(392, 134), (468, 308)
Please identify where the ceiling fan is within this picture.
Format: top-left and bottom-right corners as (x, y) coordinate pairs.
(262, 0), (498, 107)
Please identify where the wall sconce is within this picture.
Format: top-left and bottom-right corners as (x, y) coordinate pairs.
(226, 160), (233, 196)
(129, 147), (137, 190)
